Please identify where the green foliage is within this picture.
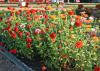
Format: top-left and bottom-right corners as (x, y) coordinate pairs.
(0, 6), (100, 71)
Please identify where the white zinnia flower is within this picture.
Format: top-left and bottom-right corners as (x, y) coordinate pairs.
(89, 16), (94, 20)
(91, 28), (96, 32)
(20, 24), (25, 28)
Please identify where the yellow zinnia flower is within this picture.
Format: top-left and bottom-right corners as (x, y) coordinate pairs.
(46, 5), (53, 10)
(84, 25), (92, 32)
(50, 15), (56, 20)
(60, 14), (66, 19)
(92, 36), (99, 43)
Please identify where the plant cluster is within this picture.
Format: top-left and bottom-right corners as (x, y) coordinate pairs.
(0, 5), (100, 71)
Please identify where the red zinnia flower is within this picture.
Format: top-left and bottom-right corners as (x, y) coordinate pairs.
(15, 22), (20, 26)
(16, 11), (21, 15)
(44, 14), (48, 19)
(30, 9), (37, 14)
(2, 26), (11, 32)
(45, 28), (49, 32)
(68, 11), (74, 15)
(0, 42), (4, 47)
(91, 33), (96, 37)
(10, 12), (14, 16)
(26, 24), (32, 29)
(49, 32), (57, 39)
(41, 64), (47, 71)
(9, 49), (17, 54)
(10, 32), (17, 39)
(40, 30), (45, 34)
(94, 66), (100, 71)
(14, 27), (19, 32)
(26, 32), (30, 36)
(26, 37), (32, 43)
(7, 7), (15, 11)
(18, 31), (23, 38)
(75, 41), (83, 48)
(75, 20), (82, 27)
(0, 17), (3, 21)
(7, 26), (11, 31)
(26, 11), (31, 15)
(27, 43), (31, 48)
(27, 17), (32, 21)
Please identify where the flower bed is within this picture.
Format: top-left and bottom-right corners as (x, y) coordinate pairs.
(0, 5), (100, 71)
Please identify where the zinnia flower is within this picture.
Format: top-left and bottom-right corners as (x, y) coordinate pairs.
(60, 14), (66, 19)
(26, 37), (32, 43)
(16, 22), (20, 26)
(44, 14), (48, 19)
(26, 32), (30, 36)
(26, 24), (32, 29)
(75, 41), (83, 48)
(9, 49), (17, 54)
(39, 15), (44, 19)
(16, 11), (21, 15)
(49, 32), (56, 40)
(30, 9), (37, 14)
(27, 17), (32, 21)
(0, 17), (3, 21)
(45, 28), (49, 32)
(0, 42), (4, 47)
(68, 11), (74, 15)
(10, 12), (14, 16)
(50, 15), (56, 20)
(14, 27), (19, 32)
(34, 28), (42, 34)
(89, 16), (94, 20)
(69, 26), (73, 31)
(20, 24), (25, 28)
(27, 43), (31, 48)
(41, 64), (47, 71)
(94, 66), (100, 71)
(75, 20), (82, 27)
(10, 32), (17, 39)
(7, 7), (15, 11)
(26, 11), (31, 15)
(18, 31), (23, 38)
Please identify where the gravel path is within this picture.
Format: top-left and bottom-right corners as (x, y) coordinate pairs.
(0, 53), (21, 71)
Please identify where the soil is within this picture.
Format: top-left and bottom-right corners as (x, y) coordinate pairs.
(15, 53), (42, 71)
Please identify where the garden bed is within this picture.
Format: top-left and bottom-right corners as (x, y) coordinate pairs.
(0, 4), (100, 71)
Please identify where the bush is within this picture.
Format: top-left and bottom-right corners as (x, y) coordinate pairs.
(0, 6), (100, 71)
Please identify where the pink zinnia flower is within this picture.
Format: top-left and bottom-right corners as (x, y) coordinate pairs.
(34, 28), (42, 34)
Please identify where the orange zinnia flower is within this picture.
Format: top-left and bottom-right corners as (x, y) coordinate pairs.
(75, 41), (83, 48)
(75, 15), (81, 20)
